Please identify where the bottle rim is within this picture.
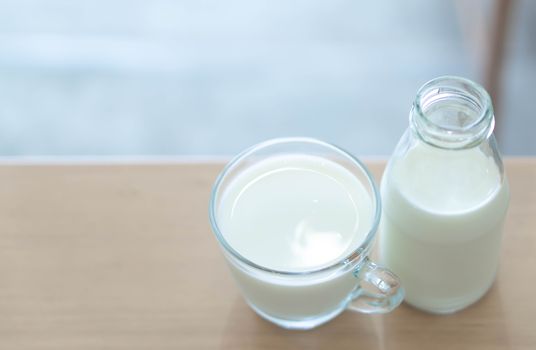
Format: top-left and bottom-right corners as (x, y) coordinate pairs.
(411, 76), (495, 150)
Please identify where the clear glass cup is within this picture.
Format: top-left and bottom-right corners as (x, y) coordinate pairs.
(209, 137), (404, 330)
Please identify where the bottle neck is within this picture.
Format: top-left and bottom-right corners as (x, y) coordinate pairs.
(410, 76), (495, 150)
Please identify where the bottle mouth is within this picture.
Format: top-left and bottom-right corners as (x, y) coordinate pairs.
(411, 76), (495, 149)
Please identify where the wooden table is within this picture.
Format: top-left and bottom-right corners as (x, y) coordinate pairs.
(0, 159), (534, 349)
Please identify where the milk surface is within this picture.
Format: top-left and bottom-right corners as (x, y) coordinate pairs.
(380, 142), (509, 313)
(217, 154), (373, 320)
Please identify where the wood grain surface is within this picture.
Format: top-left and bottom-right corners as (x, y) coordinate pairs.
(0, 159), (534, 349)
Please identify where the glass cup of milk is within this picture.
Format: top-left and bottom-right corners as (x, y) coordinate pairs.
(209, 137), (404, 330)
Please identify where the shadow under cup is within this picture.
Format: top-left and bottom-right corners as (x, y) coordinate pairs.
(209, 138), (404, 330)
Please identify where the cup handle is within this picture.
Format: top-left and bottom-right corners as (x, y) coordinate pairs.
(348, 257), (404, 314)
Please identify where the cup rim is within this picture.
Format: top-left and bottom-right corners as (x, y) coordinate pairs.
(208, 137), (381, 276)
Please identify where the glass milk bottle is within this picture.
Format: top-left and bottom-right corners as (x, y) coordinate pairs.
(379, 76), (510, 314)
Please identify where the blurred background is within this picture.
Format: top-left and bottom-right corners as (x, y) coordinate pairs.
(0, 0), (534, 157)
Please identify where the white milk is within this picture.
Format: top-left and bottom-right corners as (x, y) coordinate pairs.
(217, 155), (373, 320)
(380, 142), (509, 313)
